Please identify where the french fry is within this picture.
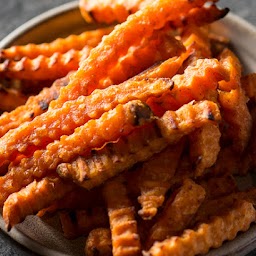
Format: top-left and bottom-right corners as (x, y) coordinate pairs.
(241, 73), (256, 100)
(103, 176), (141, 256)
(146, 179), (205, 248)
(85, 228), (112, 256)
(145, 200), (256, 256)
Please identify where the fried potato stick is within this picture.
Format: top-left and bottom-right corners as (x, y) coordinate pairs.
(0, 74), (69, 138)
(0, 77), (170, 163)
(241, 73), (256, 100)
(50, 0), (208, 109)
(145, 200), (256, 256)
(146, 179), (206, 248)
(136, 143), (184, 220)
(0, 100), (153, 205)
(0, 27), (113, 60)
(188, 123), (221, 176)
(59, 207), (109, 239)
(103, 176), (141, 256)
(85, 228), (112, 256)
(3, 175), (75, 229)
(0, 47), (91, 81)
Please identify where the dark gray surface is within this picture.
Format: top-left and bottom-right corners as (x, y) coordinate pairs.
(0, 0), (256, 255)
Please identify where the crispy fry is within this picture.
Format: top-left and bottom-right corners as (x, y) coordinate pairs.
(85, 228), (112, 256)
(146, 179), (205, 248)
(59, 207), (109, 239)
(0, 47), (91, 80)
(0, 74), (69, 138)
(103, 176), (141, 256)
(241, 73), (256, 100)
(0, 27), (113, 60)
(0, 77), (170, 163)
(3, 175), (74, 229)
(188, 123), (221, 176)
(145, 200), (256, 256)
(0, 100), (153, 205)
(136, 143), (184, 220)
(50, 0), (208, 109)
(57, 123), (168, 189)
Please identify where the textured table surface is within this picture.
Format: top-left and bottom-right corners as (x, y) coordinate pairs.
(0, 0), (256, 255)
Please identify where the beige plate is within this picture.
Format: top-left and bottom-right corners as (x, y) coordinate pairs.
(1, 1), (256, 255)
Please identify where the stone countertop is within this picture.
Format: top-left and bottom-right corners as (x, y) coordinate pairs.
(0, 0), (256, 255)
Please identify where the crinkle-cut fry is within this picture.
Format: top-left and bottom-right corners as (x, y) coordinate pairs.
(188, 123), (221, 176)
(136, 143), (184, 220)
(147, 58), (229, 114)
(144, 200), (256, 256)
(241, 73), (256, 100)
(219, 87), (252, 153)
(85, 228), (112, 256)
(0, 27), (113, 60)
(3, 175), (74, 230)
(57, 123), (168, 189)
(0, 47), (91, 81)
(103, 176), (141, 256)
(0, 77), (170, 163)
(0, 74), (69, 138)
(59, 207), (109, 239)
(50, 0), (208, 109)
(146, 179), (206, 248)
(157, 100), (221, 144)
(0, 85), (27, 112)
(219, 48), (242, 91)
(0, 100), (154, 205)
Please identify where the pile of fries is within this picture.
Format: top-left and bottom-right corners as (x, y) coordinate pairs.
(1, 0), (256, 255)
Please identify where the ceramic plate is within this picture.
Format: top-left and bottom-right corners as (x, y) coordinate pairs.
(1, 1), (256, 255)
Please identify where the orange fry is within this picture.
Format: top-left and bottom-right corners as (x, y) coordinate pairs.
(0, 27), (113, 60)
(3, 175), (74, 229)
(0, 47), (91, 80)
(0, 100), (153, 205)
(146, 179), (206, 248)
(241, 73), (256, 100)
(50, 0), (208, 109)
(0, 77), (170, 163)
(85, 228), (112, 256)
(145, 200), (256, 256)
(103, 176), (141, 256)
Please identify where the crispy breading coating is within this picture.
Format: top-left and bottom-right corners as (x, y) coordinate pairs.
(59, 207), (109, 239)
(0, 77), (170, 163)
(188, 123), (221, 176)
(57, 123), (168, 189)
(145, 200), (256, 256)
(50, 0), (207, 109)
(85, 228), (112, 256)
(3, 175), (74, 229)
(0, 47), (91, 81)
(0, 27), (113, 60)
(103, 176), (141, 256)
(146, 179), (206, 248)
(0, 74), (69, 138)
(0, 100), (154, 205)
(136, 143), (184, 220)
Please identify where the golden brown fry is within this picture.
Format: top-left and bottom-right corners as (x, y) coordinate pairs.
(241, 73), (256, 100)
(103, 176), (141, 256)
(145, 200), (256, 256)
(0, 47), (91, 80)
(146, 179), (205, 248)
(50, 0), (207, 109)
(136, 143), (184, 220)
(188, 123), (221, 176)
(0, 27), (113, 60)
(59, 207), (109, 239)
(0, 100), (154, 206)
(57, 123), (168, 189)
(85, 228), (112, 256)
(3, 175), (74, 229)
(0, 74), (69, 138)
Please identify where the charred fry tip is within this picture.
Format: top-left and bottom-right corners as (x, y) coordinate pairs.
(130, 102), (154, 126)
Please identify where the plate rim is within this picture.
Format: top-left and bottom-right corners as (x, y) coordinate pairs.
(1, 2), (256, 256)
